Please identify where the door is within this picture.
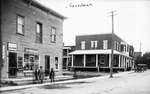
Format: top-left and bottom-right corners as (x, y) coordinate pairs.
(45, 55), (50, 76)
(8, 52), (17, 78)
(99, 55), (105, 67)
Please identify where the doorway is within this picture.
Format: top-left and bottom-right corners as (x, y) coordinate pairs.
(45, 55), (50, 76)
(8, 52), (17, 78)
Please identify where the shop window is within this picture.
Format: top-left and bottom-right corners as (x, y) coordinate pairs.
(55, 57), (58, 69)
(24, 54), (39, 71)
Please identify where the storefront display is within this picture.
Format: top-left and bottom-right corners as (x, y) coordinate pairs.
(24, 48), (39, 71)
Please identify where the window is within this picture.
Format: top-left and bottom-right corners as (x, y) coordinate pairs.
(91, 41), (94, 48)
(36, 23), (42, 43)
(81, 41), (85, 50)
(91, 41), (97, 48)
(103, 40), (108, 49)
(100, 55), (105, 64)
(114, 41), (117, 50)
(17, 15), (24, 35)
(121, 44), (124, 52)
(24, 54), (39, 71)
(95, 41), (98, 48)
(51, 27), (56, 42)
(127, 45), (129, 52)
(124, 45), (126, 52)
(55, 57), (58, 69)
(118, 42), (120, 51)
(116, 42), (119, 51)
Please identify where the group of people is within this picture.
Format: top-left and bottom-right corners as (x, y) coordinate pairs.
(34, 66), (55, 83)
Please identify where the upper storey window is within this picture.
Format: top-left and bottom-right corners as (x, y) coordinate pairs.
(51, 27), (56, 43)
(81, 41), (85, 50)
(91, 41), (97, 48)
(36, 22), (42, 43)
(17, 15), (24, 35)
(103, 40), (108, 50)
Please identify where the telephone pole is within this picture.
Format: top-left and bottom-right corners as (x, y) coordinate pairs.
(109, 10), (117, 78)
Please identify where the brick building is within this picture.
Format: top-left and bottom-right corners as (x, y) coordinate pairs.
(69, 33), (134, 71)
(1, 0), (65, 78)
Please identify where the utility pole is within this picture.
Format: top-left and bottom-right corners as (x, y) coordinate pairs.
(109, 10), (117, 78)
(0, 0), (3, 83)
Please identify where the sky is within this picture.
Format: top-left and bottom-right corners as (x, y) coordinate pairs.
(37, 0), (150, 54)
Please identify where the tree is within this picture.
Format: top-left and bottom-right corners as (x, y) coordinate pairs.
(142, 52), (150, 69)
(135, 52), (150, 69)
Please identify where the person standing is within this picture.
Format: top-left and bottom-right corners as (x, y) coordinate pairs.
(34, 67), (40, 82)
(39, 66), (44, 83)
(49, 68), (55, 82)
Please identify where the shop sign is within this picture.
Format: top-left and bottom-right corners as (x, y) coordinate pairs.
(8, 43), (17, 51)
(24, 48), (38, 54)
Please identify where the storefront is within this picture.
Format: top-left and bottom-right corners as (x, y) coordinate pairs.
(23, 48), (39, 77)
(5, 43), (40, 78)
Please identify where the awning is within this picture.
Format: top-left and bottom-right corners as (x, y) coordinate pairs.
(69, 49), (131, 58)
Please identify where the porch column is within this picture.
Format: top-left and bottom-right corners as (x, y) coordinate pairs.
(123, 56), (125, 68)
(118, 55), (120, 68)
(121, 56), (123, 68)
(66, 49), (69, 69)
(83, 54), (86, 67)
(129, 58), (132, 67)
(109, 54), (111, 68)
(71, 55), (73, 67)
(96, 54), (98, 67)
(96, 54), (99, 72)
(120, 55), (122, 68)
(124, 57), (126, 69)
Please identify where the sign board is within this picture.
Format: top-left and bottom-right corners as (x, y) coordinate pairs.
(8, 43), (17, 51)
(2, 44), (6, 59)
(24, 48), (38, 54)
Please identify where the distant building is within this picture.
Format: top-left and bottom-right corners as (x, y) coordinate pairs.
(69, 33), (134, 71)
(1, 0), (65, 78)
(63, 46), (75, 69)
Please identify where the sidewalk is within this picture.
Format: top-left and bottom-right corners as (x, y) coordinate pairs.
(1, 75), (74, 85)
(0, 71), (134, 92)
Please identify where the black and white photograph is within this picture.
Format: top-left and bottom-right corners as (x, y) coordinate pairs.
(0, 0), (150, 94)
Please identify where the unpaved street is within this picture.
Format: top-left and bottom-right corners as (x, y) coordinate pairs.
(2, 70), (150, 94)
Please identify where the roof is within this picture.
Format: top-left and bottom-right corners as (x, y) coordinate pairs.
(76, 33), (127, 44)
(24, 0), (66, 20)
(69, 50), (131, 57)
